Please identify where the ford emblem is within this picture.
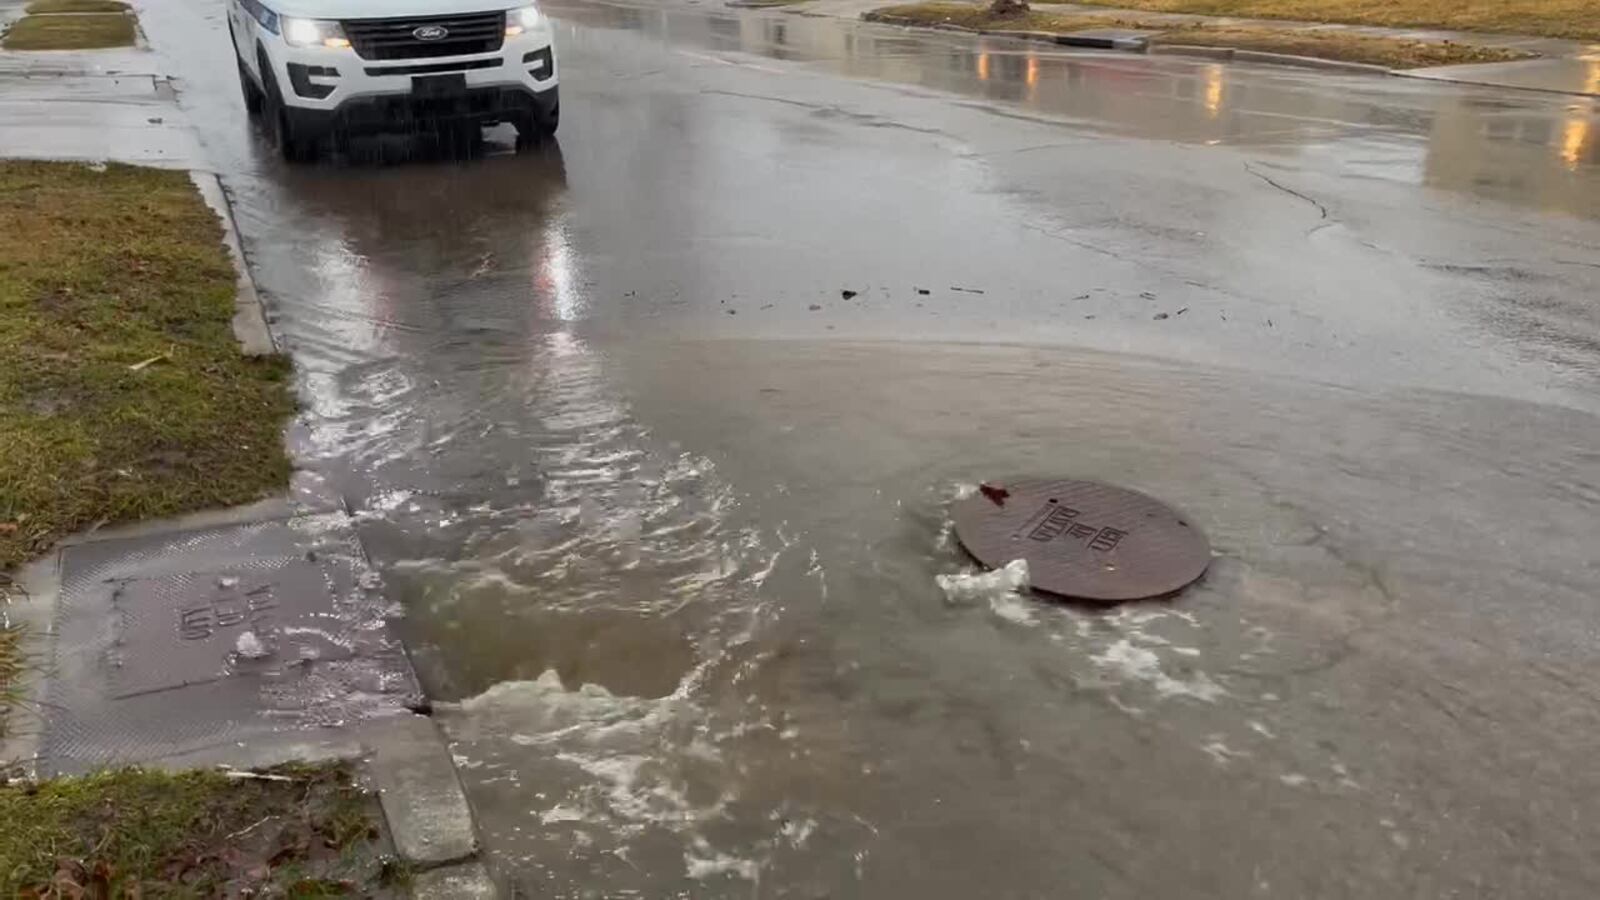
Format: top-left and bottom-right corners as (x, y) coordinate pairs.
(412, 24), (449, 40)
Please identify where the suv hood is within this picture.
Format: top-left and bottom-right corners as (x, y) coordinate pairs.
(270, 0), (527, 19)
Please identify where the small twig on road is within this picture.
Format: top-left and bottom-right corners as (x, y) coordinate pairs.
(127, 352), (170, 371)
(218, 768), (295, 782)
(226, 814), (276, 841)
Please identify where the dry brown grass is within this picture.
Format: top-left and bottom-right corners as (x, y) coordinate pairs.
(1051, 0), (1600, 42)
(2, 12), (133, 50)
(25, 0), (129, 13)
(1158, 26), (1531, 67)
(0, 161), (294, 571)
(873, 4), (1140, 31)
(871, 3), (1532, 67)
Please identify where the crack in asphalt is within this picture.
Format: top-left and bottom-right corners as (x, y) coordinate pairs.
(699, 88), (947, 135)
(1019, 220), (1125, 261)
(1244, 161), (1329, 221)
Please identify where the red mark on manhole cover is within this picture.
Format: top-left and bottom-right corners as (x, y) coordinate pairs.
(952, 479), (1209, 603)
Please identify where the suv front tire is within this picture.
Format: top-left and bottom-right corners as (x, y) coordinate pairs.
(257, 46), (314, 163)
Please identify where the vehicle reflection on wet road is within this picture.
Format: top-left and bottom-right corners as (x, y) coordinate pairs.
(136, 0), (1600, 895)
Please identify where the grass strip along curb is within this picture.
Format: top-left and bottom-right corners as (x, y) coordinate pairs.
(0, 161), (294, 573)
(867, 3), (1532, 68)
(3, 5), (134, 50)
(0, 763), (404, 895)
(1051, 0), (1600, 44)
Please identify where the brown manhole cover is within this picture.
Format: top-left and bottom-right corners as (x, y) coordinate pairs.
(952, 479), (1209, 603)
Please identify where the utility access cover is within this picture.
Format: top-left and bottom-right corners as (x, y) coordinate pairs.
(107, 565), (353, 699)
(952, 479), (1209, 603)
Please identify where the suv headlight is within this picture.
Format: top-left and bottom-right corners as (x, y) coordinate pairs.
(506, 4), (541, 36)
(283, 17), (350, 49)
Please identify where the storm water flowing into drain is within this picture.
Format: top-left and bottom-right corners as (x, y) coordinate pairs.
(302, 325), (790, 884)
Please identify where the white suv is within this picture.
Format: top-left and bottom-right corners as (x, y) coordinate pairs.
(227, 0), (558, 160)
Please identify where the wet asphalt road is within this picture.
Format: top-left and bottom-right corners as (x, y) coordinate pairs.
(136, 0), (1600, 895)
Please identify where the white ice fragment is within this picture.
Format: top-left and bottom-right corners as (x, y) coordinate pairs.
(936, 559), (1035, 625)
(235, 631), (270, 659)
(540, 805), (587, 824)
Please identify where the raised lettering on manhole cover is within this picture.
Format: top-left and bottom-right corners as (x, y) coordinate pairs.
(107, 565), (353, 699)
(951, 479), (1209, 603)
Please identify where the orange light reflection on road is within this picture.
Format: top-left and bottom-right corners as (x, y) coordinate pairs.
(1204, 64), (1224, 118)
(977, 51), (990, 81)
(1026, 55), (1039, 87)
(1560, 117), (1589, 170)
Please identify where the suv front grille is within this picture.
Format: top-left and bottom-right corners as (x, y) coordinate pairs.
(342, 12), (505, 61)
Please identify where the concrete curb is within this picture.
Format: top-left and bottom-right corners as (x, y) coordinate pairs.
(412, 860), (498, 898)
(1230, 48), (1392, 75)
(1148, 43), (1236, 61)
(1389, 68), (1600, 99)
(368, 715), (481, 871)
(1053, 31), (1151, 51)
(982, 29), (1058, 43)
(191, 171), (277, 358)
(1154, 44), (1390, 74)
(860, 12), (1406, 80)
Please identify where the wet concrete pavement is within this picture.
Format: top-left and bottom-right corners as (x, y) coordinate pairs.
(0, 35), (206, 166)
(125, 0), (1600, 894)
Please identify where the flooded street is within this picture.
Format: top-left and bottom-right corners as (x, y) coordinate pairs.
(136, 0), (1600, 895)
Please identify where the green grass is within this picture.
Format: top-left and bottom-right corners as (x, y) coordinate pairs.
(0, 624), (23, 739)
(869, 3), (1531, 67)
(0, 763), (401, 895)
(2, 11), (134, 49)
(0, 161), (295, 572)
(1049, 0), (1600, 42)
(25, 0), (129, 13)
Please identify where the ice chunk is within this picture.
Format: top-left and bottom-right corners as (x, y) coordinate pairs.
(235, 630), (270, 659)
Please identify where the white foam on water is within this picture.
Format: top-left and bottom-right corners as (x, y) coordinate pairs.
(685, 837), (761, 881)
(937, 559), (1036, 625)
(360, 489), (415, 516)
(1089, 638), (1227, 702)
(552, 752), (704, 830)
(444, 667), (735, 843)
(1200, 736), (1248, 766)
(781, 817), (817, 847)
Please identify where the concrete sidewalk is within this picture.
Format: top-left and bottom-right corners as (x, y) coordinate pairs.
(793, 0), (1600, 97)
(0, 0), (206, 166)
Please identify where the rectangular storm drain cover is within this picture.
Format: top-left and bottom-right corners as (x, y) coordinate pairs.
(107, 563), (353, 699)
